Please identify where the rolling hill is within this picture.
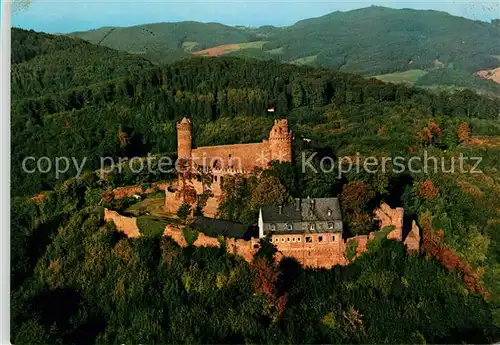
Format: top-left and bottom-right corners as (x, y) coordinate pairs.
(12, 28), (153, 98)
(70, 21), (259, 64)
(67, 6), (500, 95)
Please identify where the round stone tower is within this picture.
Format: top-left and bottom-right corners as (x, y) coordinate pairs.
(176, 117), (192, 160)
(269, 119), (292, 162)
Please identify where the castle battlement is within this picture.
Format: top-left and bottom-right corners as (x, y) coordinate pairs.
(176, 117), (292, 173)
(167, 117), (294, 216)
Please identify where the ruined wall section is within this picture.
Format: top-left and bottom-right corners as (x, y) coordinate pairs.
(164, 225), (259, 262)
(105, 203), (421, 268)
(103, 208), (141, 238)
(404, 221), (421, 251)
(374, 203), (404, 241)
(113, 182), (168, 200)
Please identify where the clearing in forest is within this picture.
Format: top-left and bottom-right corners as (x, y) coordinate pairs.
(373, 69), (428, 85)
(193, 41), (267, 56)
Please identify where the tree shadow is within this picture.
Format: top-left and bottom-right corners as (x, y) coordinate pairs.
(385, 173), (414, 208)
(277, 256), (303, 295)
(29, 287), (105, 345)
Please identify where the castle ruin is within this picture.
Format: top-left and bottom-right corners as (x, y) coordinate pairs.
(166, 117), (293, 216)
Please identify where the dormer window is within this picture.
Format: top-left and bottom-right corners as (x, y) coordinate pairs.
(271, 224), (276, 231)
(309, 223), (315, 231)
(328, 222), (334, 229)
(327, 209), (332, 217)
(286, 223), (293, 231)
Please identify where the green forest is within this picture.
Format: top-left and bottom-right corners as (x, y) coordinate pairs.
(10, 28), (500, 344)
(68, 6), (500, 95)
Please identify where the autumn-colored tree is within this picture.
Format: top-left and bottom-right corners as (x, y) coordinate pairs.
(416, 127), (432, 146)
(275, 293), (289, 322)
(340, 180), (373, 213)
(457, 123), (471, 143)
(101, 189), (114, 203)
(182, 185), (197, 205)
(176, 158), (199, 206)
(252, 257), (279, 299)
(252, 257), (288, 322)
(417, 120), (443, 146)
(420, 215), (487, 296)
(117, 125), (128, 147)
(340, 181), (377, 235)
(416, 179), (439, 200)
(428, 120), (442, 142)
(377, 125), (387, 136)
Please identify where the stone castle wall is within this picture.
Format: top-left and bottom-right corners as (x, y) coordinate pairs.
(163, 226), (260, 262)
(179, 118), (292, 173)
(269, 232), (347, 267)
(192, 142), (271, 172)
(163, 203), (419, 268)
(103, 208), (141, 238)
(105, 202), (420, 269)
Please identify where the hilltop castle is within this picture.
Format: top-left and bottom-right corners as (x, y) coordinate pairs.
(166, 117), (293, 216)
(176, 117), (292, 173)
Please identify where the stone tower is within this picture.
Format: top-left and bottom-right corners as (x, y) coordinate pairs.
(269, 119), (292, 162)
(177, 117), (192, 160)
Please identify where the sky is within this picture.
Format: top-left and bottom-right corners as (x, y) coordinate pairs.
(10, 0), (500, 34)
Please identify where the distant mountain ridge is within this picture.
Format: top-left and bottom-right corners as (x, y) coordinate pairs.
(67, 6), (500, 96)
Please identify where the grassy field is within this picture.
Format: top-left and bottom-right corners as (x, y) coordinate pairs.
(125, 193), (181, 237)
(372, 69), (428, 85)
(182, 41), (201, 52)
(193, 41), (267, 56)
(291, 55), (318, 66)
(267, 47), (284, 55)
(125, 193), (167, 217)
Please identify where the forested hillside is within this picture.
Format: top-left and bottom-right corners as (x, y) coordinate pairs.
(70, 21), (259, 64)
(11, 28), (500, 344)
(12, 29), (153, 98)
(67, 6), (500, 95)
